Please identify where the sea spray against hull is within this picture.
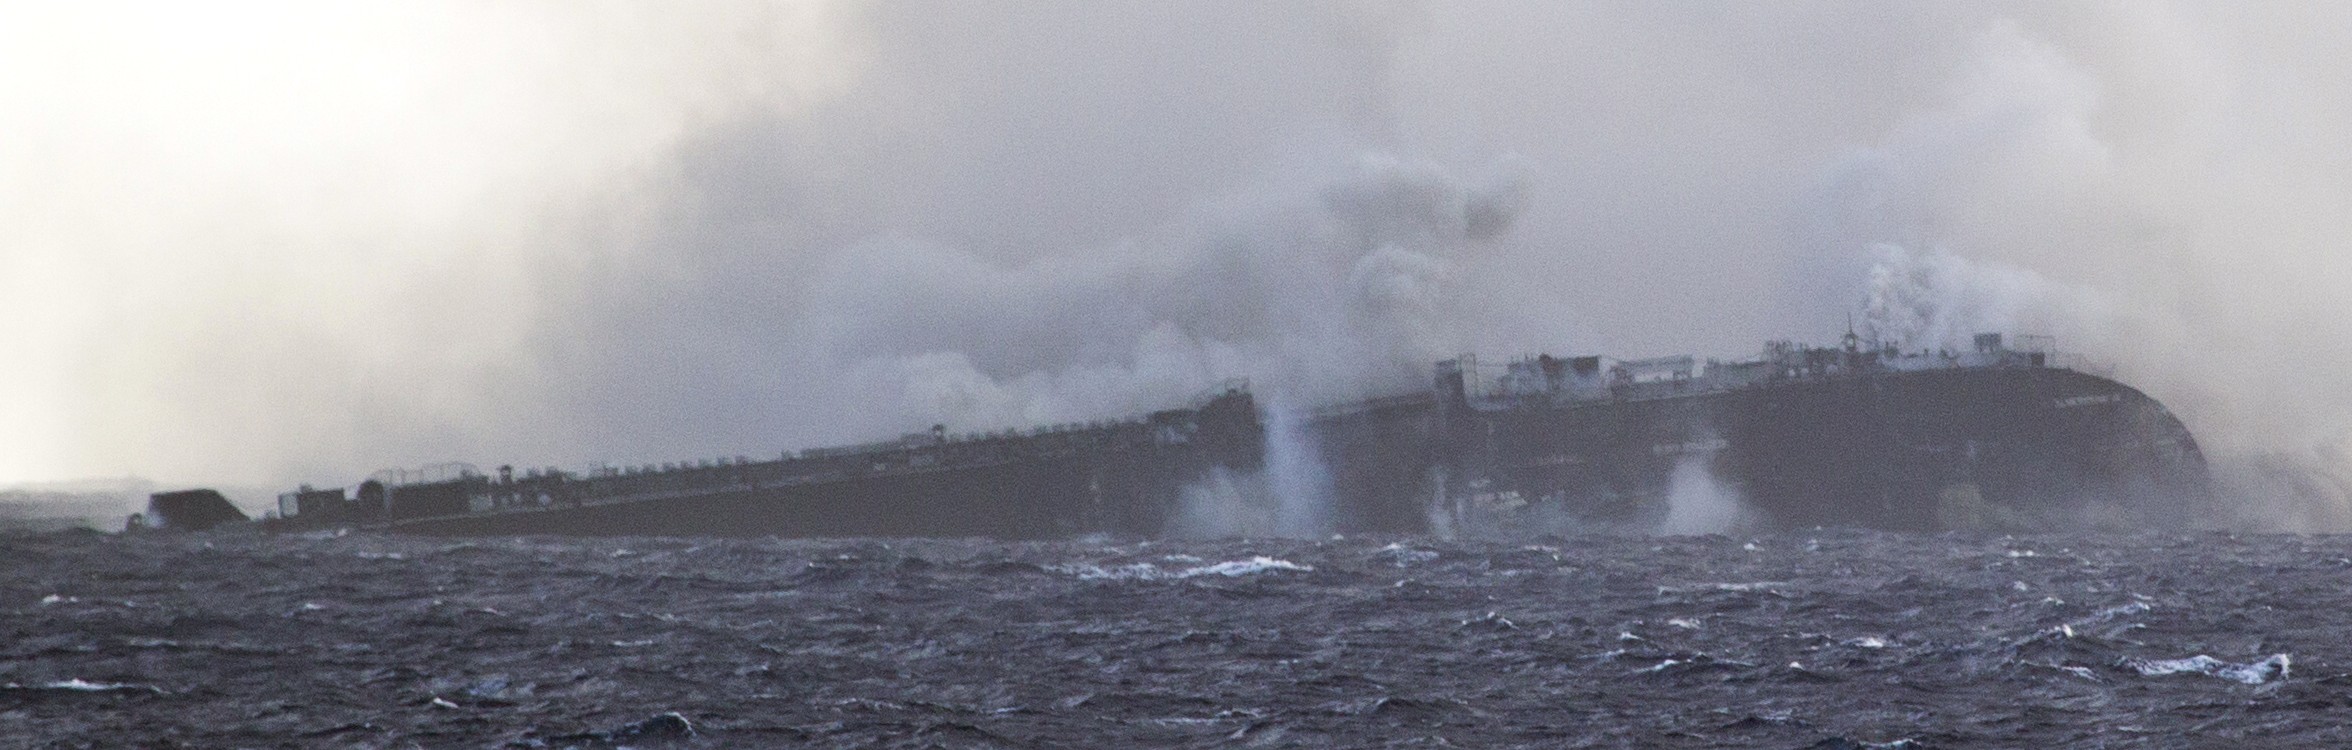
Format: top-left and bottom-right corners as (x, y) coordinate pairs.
(1265, 398), (1335, 538)
(1167, 397), (1335, 539)
(1659, 453), (1751, 535)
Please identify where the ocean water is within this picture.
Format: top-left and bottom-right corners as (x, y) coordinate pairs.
(4, 528), (2348, 748)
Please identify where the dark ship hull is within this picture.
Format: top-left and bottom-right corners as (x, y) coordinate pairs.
(247, 335), (2211, 537)
(387, 447), (1231, 539)
(261, 387), (1266, 539)
(1320, 363), (2209, 535)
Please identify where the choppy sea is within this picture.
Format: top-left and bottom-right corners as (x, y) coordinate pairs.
(5, 528), (2349, 748)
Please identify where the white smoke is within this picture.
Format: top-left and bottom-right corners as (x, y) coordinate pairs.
(1856, 243), (2099, 352)
(1820, 22), (2122, 356)
(807, 157), (1518, 540)
(795, 155), (1519, 540)
(1806, 16), (2352, 529)
(2212, 442), (2352, 532)
(797, 155), (1525, 437)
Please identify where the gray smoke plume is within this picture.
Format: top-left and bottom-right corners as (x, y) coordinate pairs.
(782, 154), (1526, 436)
(1856, 243), (2096, 352)
(1801, 13), (2352, 528)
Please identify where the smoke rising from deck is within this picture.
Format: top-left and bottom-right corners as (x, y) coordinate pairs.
(9, 4), (2352, 530)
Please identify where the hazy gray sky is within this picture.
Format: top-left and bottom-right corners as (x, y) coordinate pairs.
(6, 1), (2351, 498)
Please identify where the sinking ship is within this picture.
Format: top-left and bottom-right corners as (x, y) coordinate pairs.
(1328, 332), (2211, 534)
(147, 332), (2209, 537)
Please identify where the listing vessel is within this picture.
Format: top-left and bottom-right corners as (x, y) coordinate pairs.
(1327, 333), (2210, 534)
(170, 332), (2207, 537)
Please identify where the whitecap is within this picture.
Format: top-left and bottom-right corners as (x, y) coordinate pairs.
(2123, 654), (2290, 685)
(1050, 562), (1166, 581)
(1655, 581), (1788, 595)
(12, 679), (162, 694)
(1177, 556), (1313, 578)
(51, 679), (133, 691)
(1374, 543), (1438, 567)
(2086, 601), (2151, 622)
(1052, 556), (1312, 581)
